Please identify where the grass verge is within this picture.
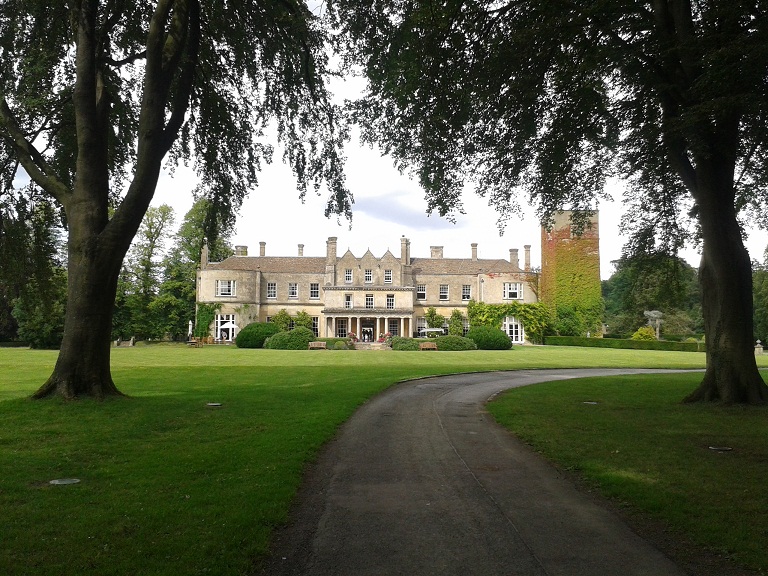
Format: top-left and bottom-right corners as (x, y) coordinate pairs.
(488, 371), (768, 573)
(0, 345), (765, 574)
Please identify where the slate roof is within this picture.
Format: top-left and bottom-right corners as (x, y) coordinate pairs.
(410, 258), (521, 275)
(204, 256), (523, 275)
(206, 256), (326, 274)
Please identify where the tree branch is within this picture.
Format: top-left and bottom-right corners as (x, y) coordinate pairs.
(0, 99), (71, 203)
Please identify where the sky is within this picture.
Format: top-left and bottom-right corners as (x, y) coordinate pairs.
(152, 135), (768, 281)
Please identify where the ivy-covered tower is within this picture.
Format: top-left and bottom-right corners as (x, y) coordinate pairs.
(540, 211), (603, 335)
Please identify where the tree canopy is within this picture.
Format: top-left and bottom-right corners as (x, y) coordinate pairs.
(333, 0), (768, 403)
(0, 1), (353, 398)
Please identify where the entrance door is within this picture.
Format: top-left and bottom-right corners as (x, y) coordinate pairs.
(360, 319), (375, 342)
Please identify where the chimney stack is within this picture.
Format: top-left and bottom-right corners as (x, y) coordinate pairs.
(259, 242), (266, 257)
(234, 245), (248, 256)
(524, 245), (531, 271)
(510, 248), (519, 269)
(430, 246), (444, 259)
(471, 243), (478, 261)
(400, 236), (410, 265)
(298, 244), (304, 257)
(326, 237), (338, 263)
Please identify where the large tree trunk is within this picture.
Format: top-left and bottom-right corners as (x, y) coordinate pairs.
(33, 223), (126, 400)
(684, 163), (768, 404)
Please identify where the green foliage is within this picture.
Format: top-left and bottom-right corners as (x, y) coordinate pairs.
(467, 300), (551, 344)
(425, 306), (445, 329)
(194, 303), (219, 338)
(390, 336), (421, 351)
(293, 310), (313, 330)
(333, 340), (349, 350)
(11, 267), (67, 349)
(544, 336), (700, 352)
(552, 304), (586, 337)
(465, 326), (512, 350)
(318, 338), (350, 349)
(603, 256), (702, 338)
(270, 309), (292, 332)
(631, 326), (657, 341)
(0, 197), (63, 342)
(448, 309), (465, 336)
(264, 327), (315, 350)
(754, 261), (768, 345)
(235, 322), (281, 349)
(436, 335), (477, 351)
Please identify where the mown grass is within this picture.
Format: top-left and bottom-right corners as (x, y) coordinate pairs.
(488, 371), (768, 573)
(0, 345), (766, 575)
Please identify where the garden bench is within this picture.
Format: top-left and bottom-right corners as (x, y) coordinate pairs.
(419, 342), (438, 351)
(308, 341), (327, 350)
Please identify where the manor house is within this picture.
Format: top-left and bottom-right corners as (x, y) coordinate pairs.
(196, 211), (600, 343)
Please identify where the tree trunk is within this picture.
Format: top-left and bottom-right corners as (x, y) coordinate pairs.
(684, 164), (768, 404)
(33, 234), (125, 400)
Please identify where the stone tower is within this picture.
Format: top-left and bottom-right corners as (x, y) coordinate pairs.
(540, 210), (602, 334)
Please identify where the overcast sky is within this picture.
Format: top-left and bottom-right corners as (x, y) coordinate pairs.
(153, 134), (768, 281)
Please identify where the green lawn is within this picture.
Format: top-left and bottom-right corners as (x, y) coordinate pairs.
(0, 345), (765, 575)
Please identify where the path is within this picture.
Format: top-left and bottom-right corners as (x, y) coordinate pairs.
(259, 369), (701, 575)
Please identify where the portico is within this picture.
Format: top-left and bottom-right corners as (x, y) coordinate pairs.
(323, 311), (413, 340)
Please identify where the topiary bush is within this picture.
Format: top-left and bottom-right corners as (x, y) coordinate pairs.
(333, 340), (349, 350)
(235, 322), (281, 348)
(631, 326), (657, 341)
(465, 325), (513, 350)
(390, 336), (420, 351)
(435, 335), (477, 351)
(264, 326), (315, 350)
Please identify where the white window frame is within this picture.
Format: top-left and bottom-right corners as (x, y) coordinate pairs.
(439, 284), (449, 301)
(416, 284), (426, 300)
(344, 294), (353, 309)
(288, 282), (298, 299)
(215, 280), (236, 297)
(387, 319), (399, 336)
(503, 282), (523, 300)
(462, 284), (471, 301)
(386, 294), (395, 309)
(337, 318), (348, 338)
(345, 269), (353, 283)
(503, 316), (525, 344)
(267, 282), (276, 299)
(364, 269), (373, 283)
(384, 269), (393, 284)
(311, 316), (319, 337)
(365, 294), (374, 309)
(309, 283), (320, 299)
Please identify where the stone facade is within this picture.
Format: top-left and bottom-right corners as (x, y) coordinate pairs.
(197, 236), (538, 343)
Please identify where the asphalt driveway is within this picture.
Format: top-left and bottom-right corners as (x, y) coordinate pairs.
(257, 369), (740, 576)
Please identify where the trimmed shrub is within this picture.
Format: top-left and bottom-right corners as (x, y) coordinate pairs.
(465, 326), (512, 350)
(543, 336), (700, 352)
(235, 322), (280, 349)
(631, 326), (657, 341)
(264, 326), (315, 350)
(436, 335), (477, 351)
(391, 336), (420, 351)
(333, 340), (349, 350)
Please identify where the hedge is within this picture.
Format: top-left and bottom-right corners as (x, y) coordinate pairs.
(466, 326), (513, 350)
(390, 336), (421, 351)
(544, 336), (701, 352)
(435, 335), (478, 351)
(235, 322), (281, 349)
(264, 327), (315, 350)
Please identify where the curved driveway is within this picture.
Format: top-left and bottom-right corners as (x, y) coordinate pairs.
(261, 369), (690, 576)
